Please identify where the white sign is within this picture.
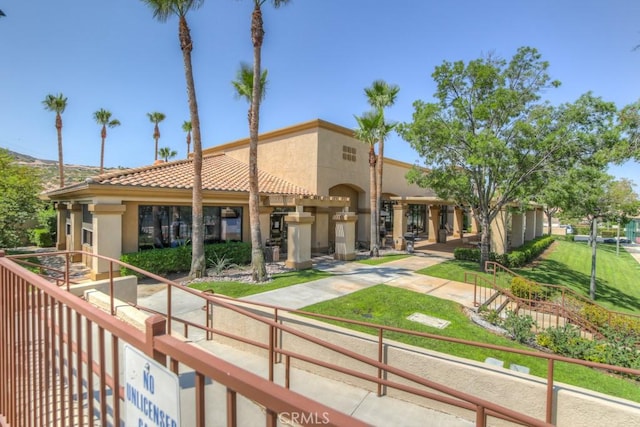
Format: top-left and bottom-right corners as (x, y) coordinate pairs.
(124, 344), (181, 427)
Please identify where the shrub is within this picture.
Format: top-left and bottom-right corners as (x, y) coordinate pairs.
(510, 276), (546, 300)
(120, 242), (251, 277)
(454, 247), (480, 262)
(457, 235), (554, 268)
(500, 310), (536, 344)
(29, 228), (53, 247)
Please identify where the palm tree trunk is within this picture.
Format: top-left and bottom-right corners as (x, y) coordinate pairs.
(376, 138), (384, 248)
(100, 125), (106, 174)
(369, 146), (378, 257)
(249, 3), (267, 281)
(56, 114), (64, 187)
(178, 16), (205, 278)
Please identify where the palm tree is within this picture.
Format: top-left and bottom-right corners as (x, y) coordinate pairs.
(158, 146), (178, 162)
(365, 80), (399, 249)
(182, 120), (192, 155)
(355, 111), (382, 256)
(147, 111), (166, 161)
(42, 93), (68, 187)
(93, 109), (121, 174)
(141, 0), (206, 278)
(233, 63), (268, 279)
(242, 0), (290, 281)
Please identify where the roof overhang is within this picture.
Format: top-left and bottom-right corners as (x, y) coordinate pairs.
(266, 195), (351, 208)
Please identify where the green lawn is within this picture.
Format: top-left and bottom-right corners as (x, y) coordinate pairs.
(301, 285), (640, 403)
(357, 253), (410, 265)
(188, 268), (332, 298)
(417, 240), (640, 314)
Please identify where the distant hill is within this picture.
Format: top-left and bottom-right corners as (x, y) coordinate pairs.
(2, 147), (124, 192)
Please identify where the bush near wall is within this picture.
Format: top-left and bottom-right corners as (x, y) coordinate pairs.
(454, 235), (554, 268)
(120, 242), (251, 277)
(28, 228), (53, 248)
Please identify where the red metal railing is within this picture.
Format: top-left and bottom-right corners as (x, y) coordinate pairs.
(5, 251), (640, 426)
(0, 251), (368, 427)
(467, 261), (640, 339)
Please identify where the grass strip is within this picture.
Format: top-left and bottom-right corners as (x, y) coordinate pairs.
(301, 284), (640, 402)
(188, 268), (332, 298)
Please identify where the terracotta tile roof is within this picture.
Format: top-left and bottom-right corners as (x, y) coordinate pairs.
(85, 154), (313, 195)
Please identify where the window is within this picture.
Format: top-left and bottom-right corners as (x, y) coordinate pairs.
(138, 205), (243, 250)
(82, 204), (93, 246)
(342, 145), (356, 162)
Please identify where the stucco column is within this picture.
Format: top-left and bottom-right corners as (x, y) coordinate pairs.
(524, 209), (536, 241)
(490, 209), (507, 255)
(511, 212), (524, 249)
(453, 207), (465, 238)
(392, 203), (408, 250)
(313, 207), (330, 253)
(68, 203), (83, 261)
(259, 206), (273, 245)
(284, 211), (315, 270)
(535, 208), (544, 238)
(89, 204), (126, 280)
(55, 203), (67, 250)
(428, 205), (440, 242)
(333, 212), (358, 261)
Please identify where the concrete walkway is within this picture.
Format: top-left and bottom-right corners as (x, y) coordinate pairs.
(241, 251), (476, 309)
(137, 250), (480, 426)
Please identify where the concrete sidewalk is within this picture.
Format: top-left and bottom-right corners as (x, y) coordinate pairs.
(240, 251), (476, 309)
(137, 251), (480, 426)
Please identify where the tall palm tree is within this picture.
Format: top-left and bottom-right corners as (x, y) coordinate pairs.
(93, 109), (121, 174)
(42, 93), (68, 187)
(158, 146), (178, 162)
(355, 111), (382, 256)
(232, 62), (269, 280)
(147, 111), (166, 161)
(364, 80), (399, 249)
(182, 120), (192, 155)
(243, 0), (290, 281)
(141, 0), (206, 278)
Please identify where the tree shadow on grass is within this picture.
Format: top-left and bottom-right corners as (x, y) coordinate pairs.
(516, 259), (640, 313)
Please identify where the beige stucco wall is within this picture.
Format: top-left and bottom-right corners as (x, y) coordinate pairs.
(207, 300), (640, 427)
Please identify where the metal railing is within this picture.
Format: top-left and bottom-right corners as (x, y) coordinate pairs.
(467, 261), (640, 339)
(0, 251), (367, 427)
(4, 251), (640, 426)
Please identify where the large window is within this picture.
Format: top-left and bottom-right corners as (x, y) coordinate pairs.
(138, 205), (243, 250)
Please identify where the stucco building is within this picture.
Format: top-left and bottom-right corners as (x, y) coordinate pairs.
(45, 119), (543, 279)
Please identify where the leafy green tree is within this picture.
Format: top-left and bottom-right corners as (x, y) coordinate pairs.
(182, 120), (192, 155)
(559, 168), (639, 299)
(239, 0), (290, 281)
(398, 47), (618, 270)
(42, 93), (68, 187)
(617, 100), (640, 161)
(232, 61), (269, 280)
(141, 0), (206, 278)
(0, 149), (43, 248)
(147, 111), (166, 162)
(364, 80), (399, 249)
(158, 146), (178, 162)
(93, 108), (121, 174)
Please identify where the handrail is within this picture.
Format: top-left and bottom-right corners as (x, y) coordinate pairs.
(0, 251), (369, 427)
(483, 261), (640, 335)
(8, 250), (640, 425)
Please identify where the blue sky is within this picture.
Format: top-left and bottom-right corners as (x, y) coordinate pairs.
(1, 0), (639, 188)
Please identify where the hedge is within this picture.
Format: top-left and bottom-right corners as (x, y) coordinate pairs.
(454, 235), (554, 268)
(120, 242), (252, 277)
